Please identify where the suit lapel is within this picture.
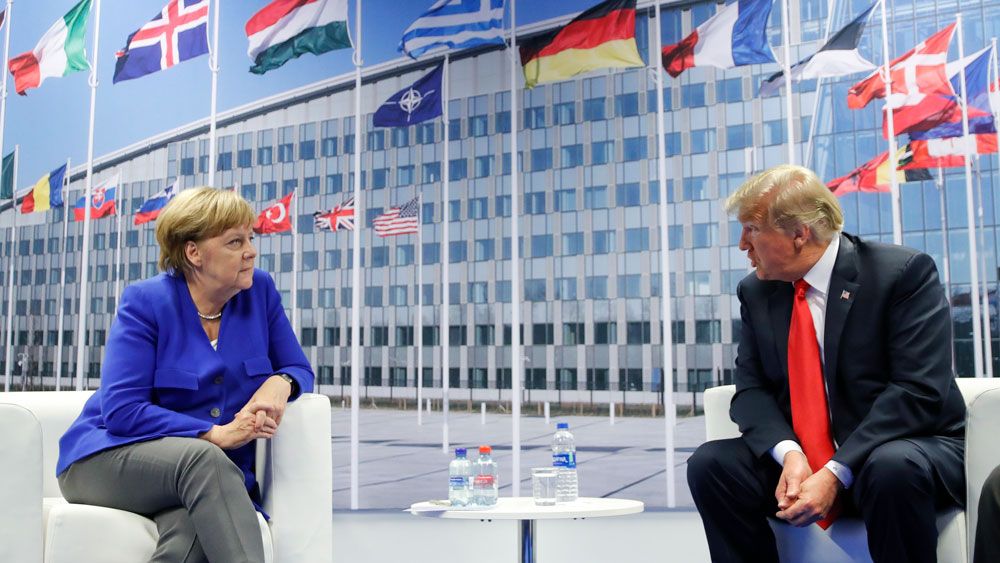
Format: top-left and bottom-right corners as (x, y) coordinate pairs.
(823, 234), (859, 405)
(769, 283), (794, 382)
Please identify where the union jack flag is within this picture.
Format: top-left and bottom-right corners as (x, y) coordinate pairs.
(373, 197), (420, 237)
(113, 0), (209, 84)
(314, 197), (355, 231)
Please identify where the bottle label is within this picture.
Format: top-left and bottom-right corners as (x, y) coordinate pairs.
(552, 452), (576, 469)
(449, 476), (467, 488)
(474, 475), (495, 487)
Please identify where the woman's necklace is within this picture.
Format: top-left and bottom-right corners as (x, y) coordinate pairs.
(197, 307), (223, 321)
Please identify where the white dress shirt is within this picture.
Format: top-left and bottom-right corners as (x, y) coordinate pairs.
(768, 235), (854, 488)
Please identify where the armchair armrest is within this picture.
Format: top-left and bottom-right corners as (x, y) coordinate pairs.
(704, 385), (739, 441)
(260, 393), (332, 563)
(964, 386), (1000, 549)
(0, 402), (44, 562)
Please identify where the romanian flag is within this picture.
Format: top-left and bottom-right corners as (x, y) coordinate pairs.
(826, 145), (932, 196)
(519, 0), (643, 89)
(21, 164), (67, 214)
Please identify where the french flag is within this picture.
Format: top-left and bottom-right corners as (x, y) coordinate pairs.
(134, 181), (178, 225)
(661, 0), (775, 78)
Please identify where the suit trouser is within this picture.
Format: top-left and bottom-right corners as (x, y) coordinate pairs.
(58, 436), (265, 563)
(687, 436), (965, 563)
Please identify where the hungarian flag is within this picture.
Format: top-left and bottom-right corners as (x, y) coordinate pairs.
(21, 164), (67, 214)
(8, 0), (92, 95)
(826, 146), (932, 195)
(759, 2), (876, 96)
(254, 192), (293, 234)
(661, 0), (774, 78)
(519, 0), (644, 89)
(72, 176), (119, 221)
(246, 0), (352, 75)
(847, 24), (956, 138)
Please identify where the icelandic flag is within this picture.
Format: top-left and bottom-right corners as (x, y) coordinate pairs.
(908, 46), (997, 140)
(72, 175), (119, 221)
(134, 180), (179, 225)
(759, 2), (877, 96)
(113, 0), (209, 84)
(399, 0), (506, 60)
(373, 63), (444, 127)
(661, 0), (775, 78)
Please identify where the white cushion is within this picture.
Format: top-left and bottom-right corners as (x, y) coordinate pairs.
(0, 403), (43, 563)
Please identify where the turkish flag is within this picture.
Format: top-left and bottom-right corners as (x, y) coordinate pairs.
(254, 192), (292, 234)
(847, 24), (956, 137)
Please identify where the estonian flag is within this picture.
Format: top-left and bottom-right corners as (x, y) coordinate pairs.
(759, 2), (877, 96)
(519, 0), (644, 89)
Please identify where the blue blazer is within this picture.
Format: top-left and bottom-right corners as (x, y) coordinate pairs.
(58, 269), (315, 499)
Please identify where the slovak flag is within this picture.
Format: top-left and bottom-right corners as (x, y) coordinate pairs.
(72, 175), (119, 222)
(254, 192), (293, 234)
(134, 180), (178, 225)
(661, 0), (775, 78)
(113, 0), (209, 84)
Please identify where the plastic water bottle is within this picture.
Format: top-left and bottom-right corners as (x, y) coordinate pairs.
(448, 448), (472, 507)
(552, 422), (578, 502)
(472, 445), (498, 507)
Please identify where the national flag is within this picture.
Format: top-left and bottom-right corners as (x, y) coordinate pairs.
(826, 146), (933, 195)
(373, 197), (420, 237)
(520, 0), (644, 89)
(8, 0), (92, 96)
(399, 0), (505, 60)
(0, 9), (7, 32)
(72, 175), (119, 221)
(0, 150), (13, 200)
(21, 164), (67, 214)
(134, 180), (179, 225)
(905, 47), (996, 139)
(373, 63), (443, 127)
(314, 197), (354, 231)
(246, 0), (352, 75)
(847, 24), (955, 137)
(254, 192), (293, 234)
(900, 135), (998, 169)
(661, 0), (774, 78)
(759, 2), (876, 96)
(112, 0), (209, 84)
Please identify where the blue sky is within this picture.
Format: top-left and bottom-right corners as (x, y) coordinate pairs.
(4, 0), (601, 189)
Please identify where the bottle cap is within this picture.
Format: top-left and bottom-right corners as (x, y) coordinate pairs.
(479, 445), (492, 454)
(455, 448), (466, 456)
(557, 422), (569, 429)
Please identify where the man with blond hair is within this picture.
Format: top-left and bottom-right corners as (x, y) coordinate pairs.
(688, 165), (965, 563)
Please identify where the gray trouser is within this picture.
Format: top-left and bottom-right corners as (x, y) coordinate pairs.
(58, 437), (265, 563)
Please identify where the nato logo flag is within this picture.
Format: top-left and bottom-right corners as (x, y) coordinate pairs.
(373, 63), (444, 127)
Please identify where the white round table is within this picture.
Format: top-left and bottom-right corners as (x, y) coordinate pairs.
(409, 497), (644, 562)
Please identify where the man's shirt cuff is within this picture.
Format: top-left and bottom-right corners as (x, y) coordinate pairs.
(770, 440), (802, 465)
(824, 459), (853, 489)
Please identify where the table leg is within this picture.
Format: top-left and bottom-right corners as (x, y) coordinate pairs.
(519, 519), (536, 563)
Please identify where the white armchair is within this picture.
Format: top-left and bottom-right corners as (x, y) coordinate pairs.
(702, 378), (1000, 563)
(0, 391), (332, 563)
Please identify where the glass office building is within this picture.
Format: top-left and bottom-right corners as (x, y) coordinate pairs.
(2, 0), (999, 403)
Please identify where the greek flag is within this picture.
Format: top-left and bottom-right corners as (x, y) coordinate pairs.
(399, 0), (506, 60)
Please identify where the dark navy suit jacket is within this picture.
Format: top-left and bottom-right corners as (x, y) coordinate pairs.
(58, 269), (314, 499)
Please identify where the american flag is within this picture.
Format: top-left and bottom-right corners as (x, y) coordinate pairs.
(314, 197), (355, 231)
(373, 197), (420, 237)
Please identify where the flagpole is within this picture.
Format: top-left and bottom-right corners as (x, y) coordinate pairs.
(652, 0), (676, 508)
(55, 158), (71, 391)
(207, 0), (221, 186)
(877, 0), (903, 245)
(509, 0), (522, 498)
(291, 179), (300, 335)
(780, 0), (796, 164)
(76, 0), (103, 390)
(974, 157), (994, 376)
(416, 192), (423, 426)
(953, 14), (985, 378)
(349, 0), (362, 511)
(936, 167), (952, 298)
(441, 52), (451, 454)
(804, 0), (839, 169)
(3, 144), (17, 391)
(112, 178), (124, 324)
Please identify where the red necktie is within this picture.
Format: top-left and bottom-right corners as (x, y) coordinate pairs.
(788, 279), (839, 529)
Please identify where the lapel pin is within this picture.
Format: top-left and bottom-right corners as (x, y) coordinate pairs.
(841, 290), (851, 300)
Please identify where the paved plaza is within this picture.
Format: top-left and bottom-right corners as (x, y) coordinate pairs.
(331, 404), (708, 510)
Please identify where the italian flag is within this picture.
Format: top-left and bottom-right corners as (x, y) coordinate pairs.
(8, 0), (92, 96)
(246, 0), (352, 75)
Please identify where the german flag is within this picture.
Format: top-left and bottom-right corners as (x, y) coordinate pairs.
(519, 0), (643, 89)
